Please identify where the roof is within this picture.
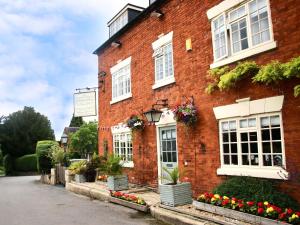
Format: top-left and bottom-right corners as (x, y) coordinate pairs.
(63, 127), (80, 135)
(107, 3), (145, 26)
(93, 0), (167, 55)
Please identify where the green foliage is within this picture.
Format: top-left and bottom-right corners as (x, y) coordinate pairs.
(218, 61), (259, 90)
(49, 145), (65, 165)
(36, 140), (58, 174)
(252, 61), (285, 84)
(14, 154), (37, 172)
(0, 107), (55, 158)
(85, 153), (101, 182)
(283, 56), (300, 78)
(104, 154), (123, 176)
(294, 85), (300, 97)
(69, 115), (84, 127)
(205, 83), (217, 94)
(68, 160), (87, 175)
(213, 176), (299, 210)
(69, 122), (98, 158)
(0, 146), (3, 166)
(3, 154), (13, 175)
(162, 167), (179, 185)
(208, 66), (230, 79)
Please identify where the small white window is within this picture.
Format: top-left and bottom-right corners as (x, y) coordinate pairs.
(219, 113), (285, 169)
(110, 57), (132, 104)
(152, 31), (175, 89)
(209, 0), (275, 68)
(113, 132), (133, 167)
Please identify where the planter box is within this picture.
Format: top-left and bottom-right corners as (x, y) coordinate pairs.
(107, 175), (128, 191)
(193, 201), (287, 225)
(75, 174), (86, 183)
(159, 182), (192, 207)
(109, 197), (149, 212)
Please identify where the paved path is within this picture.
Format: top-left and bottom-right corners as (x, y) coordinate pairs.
(0, 176), (166, 225)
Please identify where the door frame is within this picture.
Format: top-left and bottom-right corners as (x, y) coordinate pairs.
(155, 109), (177, 185)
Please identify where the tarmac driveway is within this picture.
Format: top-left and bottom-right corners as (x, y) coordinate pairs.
(0, 176), (166, 225)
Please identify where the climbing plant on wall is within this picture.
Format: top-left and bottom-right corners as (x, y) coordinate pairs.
(205, 56), (300, 97)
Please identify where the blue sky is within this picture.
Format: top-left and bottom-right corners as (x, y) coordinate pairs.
(0, 0), (149, 139)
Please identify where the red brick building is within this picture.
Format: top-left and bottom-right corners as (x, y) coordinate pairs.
(94, 0), (300, 198)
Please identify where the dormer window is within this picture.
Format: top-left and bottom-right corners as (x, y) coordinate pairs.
(108, 4), (145, 37)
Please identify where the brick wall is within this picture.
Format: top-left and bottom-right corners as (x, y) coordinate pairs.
(97, 0), (300, 199)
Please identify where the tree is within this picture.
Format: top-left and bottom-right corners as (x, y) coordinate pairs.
(0, 107), (55, 157)
(69, 122), (98, 158)
(69, 115), (84, 127)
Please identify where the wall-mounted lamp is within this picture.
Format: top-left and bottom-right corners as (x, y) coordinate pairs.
(111, 40), (121, 48)
(98, 71), (106, 77)
(143, 99), (168, 123)
(151, 10), (164, 18)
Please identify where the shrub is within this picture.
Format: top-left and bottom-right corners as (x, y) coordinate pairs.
(36, 140), (58, 174)
(0, 148), (3, 166)
(104, 154), (122, 176)
(85, 153), (101, 182)
(49, 145), (65, 165)
(68, 160), (87, 175)
(14, 154), (37, 172)
(3, 154), (13, 175)
(213, 176), (299, 210)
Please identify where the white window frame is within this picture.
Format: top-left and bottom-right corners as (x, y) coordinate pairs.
(152, 31), (175, 89)
(111, 125), (133, 168)
(217, 112), (288, 180)
(110, 56), (132, 104)
(208, 0), (276, 69)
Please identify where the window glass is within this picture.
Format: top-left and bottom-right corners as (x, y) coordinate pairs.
(154, 43), (174, 82)
(113, 132), (133, 162)
(213, 15), (227, 59)
(112, 64), (131, 100)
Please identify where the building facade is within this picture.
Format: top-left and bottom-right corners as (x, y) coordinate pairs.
(94, 0), (300, 198)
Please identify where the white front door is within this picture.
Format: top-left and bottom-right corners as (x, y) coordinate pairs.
(159, 126), (178, 184)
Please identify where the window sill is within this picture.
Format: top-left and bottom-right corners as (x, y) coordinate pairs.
(110, 93), (132, 105)
(210, 41), (277, 69)
(121, 161), (134, 168)
(217, 166), (289, 180)
(152, 77), (175, 90)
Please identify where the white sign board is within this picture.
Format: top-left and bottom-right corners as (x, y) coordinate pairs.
(74, 91), (97, 117)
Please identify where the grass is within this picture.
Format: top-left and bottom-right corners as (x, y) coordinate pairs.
(0, 166), (4, 176)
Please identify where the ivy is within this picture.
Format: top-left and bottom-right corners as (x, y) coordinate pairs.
(206, 56), (300, 97)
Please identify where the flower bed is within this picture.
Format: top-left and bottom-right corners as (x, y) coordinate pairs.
(110, 191), (149, 212)
(195, 193), (300, 225)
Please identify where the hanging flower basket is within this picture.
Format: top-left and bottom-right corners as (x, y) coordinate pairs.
(172, 102), (197, 126)
(126, 115), (145, 131)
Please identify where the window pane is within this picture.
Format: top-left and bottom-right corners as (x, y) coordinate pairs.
(242, 155), (249, 165)
(231, 144), (238, 153)
(270, 116), (280, 126)
(273, 142), (282, 153)
(263, 154), (272, 166)
(240, 119), (247, 128)
(262, 129), (270, 140)
(167, 141), (172, 151)
(273, 155), (282, 167)
(229, 121), (236, 130)
(163, 152), (167, 162)
(223, 133), (229, 142)
(231, 155), (238, 165)
(258, 0), (267, 9)
(241, 143), (249, 153)
(249, 0), (257, 13)
(224, 155), (230, 164)
(250, 143), (258, 153)
(262, 142), (271, 153)
(260, 18), (269, 30)
(250, 12), (259, 23)
(232, 31), (239, 43)
(249, 132), (257, 141)
(241, 39), (249, 50)
(258, 7), (268, 19)
(241, 133), (248, 141)
(162, 141), (167, 151)
(223, 144), (229, 153)
(252, 33), (260, 45)
(261, 117), (269, 128)
(172, 141), (176, 151)
(248, 118), (256, 127)
(251, 154), (259, 165)
(222, 122), (229, 131)
(271, 129), (281, 140)
(172, 130), (176, 138)
(230, 132), (237, 142)
(167, 152), (172, 162)
(172, 153), (177, 162)
(251, 22), (259, 34)
(261, 30), (270, 42)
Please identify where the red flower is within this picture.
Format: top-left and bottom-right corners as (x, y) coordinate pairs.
(279, 213), (286, 220)
(296, 212), (300, 217)
(274, 206), (282, 214)
(238, 203), (244, 209)
(257, 202), (264, 208)
(232, 197), (237, 202)
(222, 199), (230, 206)
(287, 208), (293, 215)
(257, 208), (264, 215)
(247, 201), (255, 207)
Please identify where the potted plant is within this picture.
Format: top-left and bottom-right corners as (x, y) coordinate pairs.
(68, 160), (87, 183)
(105, 154), (128, 191)
(172, 101), (197, 127)
(159, 167), (192, 207)
(85, 152), (101, 182)
(126, 115), (145, 131)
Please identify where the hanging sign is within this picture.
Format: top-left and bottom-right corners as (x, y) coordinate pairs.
(74, 91), (97, 117)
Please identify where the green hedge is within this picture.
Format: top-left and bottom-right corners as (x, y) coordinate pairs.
(14, 154), (37, 172)
(213, 176), (299, 210)
(36, 140), (58, 174)
(3, 154), (13, 175)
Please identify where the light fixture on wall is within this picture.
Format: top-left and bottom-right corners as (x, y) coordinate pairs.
(143, 99), (168, 123)
(111, 40), (121, 48)
(150, 9), (164, 18)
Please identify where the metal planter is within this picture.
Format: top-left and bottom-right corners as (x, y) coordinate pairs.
(109, 197), (149, 212)
(159, 182), (192, 207)
(107, 175), (128, 191)
(75, 174), (86, 183)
